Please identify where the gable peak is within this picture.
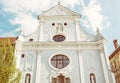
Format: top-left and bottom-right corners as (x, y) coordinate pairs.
(39, 3), (81, 18)
(58, 1), (61, 5)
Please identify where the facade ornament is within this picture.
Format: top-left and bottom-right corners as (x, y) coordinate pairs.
(17, 29), (25, 41)
(58, 1), (61, 5)
(25, 54), (33, 70)
(19, 29), (24, 36)
(50, 71), (58, 77)
(96, 27), (104, 40)
(96, 27), (100, 34)
(20, 30), (22, 35)
(98, 48), (104, 53)
(36, 49), (41, 55)
(56, 23), (63, 33)
(88, 67), (95, 73)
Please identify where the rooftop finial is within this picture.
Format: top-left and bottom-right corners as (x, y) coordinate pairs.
(19, 29), (24, 35)
(58, 1), (61, 5)
(96, 27), (100, 33)
(20, 29), (22, 34)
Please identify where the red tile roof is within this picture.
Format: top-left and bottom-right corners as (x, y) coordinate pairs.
(0, 37), (17, 43)
(109, 46), (120, 60)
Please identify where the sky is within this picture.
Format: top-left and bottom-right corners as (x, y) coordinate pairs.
(0, 0), (120, 56)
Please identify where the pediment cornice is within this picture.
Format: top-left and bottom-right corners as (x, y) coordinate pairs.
(38, 4), (81, 19)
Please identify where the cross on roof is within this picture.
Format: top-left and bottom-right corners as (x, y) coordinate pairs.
(58, 1), (61, 5)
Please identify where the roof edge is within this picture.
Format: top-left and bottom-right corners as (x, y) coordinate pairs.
(109, 46), (120, 60)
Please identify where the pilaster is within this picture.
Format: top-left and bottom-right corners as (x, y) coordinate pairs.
(98, 48), (110, 83)
(35, 50), (41, 83)
(75, 18), (80, 41)
(77, 48), (85, 83)
(38, 19), (44, 41)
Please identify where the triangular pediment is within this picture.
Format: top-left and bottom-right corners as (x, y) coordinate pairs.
(41, 4), (80, 16)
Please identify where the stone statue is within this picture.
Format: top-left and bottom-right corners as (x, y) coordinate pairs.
(56, 23), (63, 33)
(25, 54), (33, 70)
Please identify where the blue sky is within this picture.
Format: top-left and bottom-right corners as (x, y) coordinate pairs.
(0, 0), (120, 55)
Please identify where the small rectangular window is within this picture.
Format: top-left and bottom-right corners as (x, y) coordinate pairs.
(21, 54), (25, 58)
(29, 39), (33, 41)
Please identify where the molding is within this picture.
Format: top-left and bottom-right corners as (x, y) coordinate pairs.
(39, 16), (80, 20)
(50, 70), (71, 81)
(19, 41), (104, 51)
(35, 50), (41, 83)
(98, 48), (104, 53)
(36, 50), (41, 55)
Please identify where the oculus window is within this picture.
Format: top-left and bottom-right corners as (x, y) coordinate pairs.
(52, 35), (65, 42)
(50, 54), (69, 69)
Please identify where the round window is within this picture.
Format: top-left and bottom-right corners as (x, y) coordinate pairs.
(50, 54), (70, 69)
(52, 35), (65, 42)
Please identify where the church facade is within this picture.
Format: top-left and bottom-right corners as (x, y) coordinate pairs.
(15, 3), (115, 83)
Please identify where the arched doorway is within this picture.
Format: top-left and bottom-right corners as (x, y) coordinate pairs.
(52, 73), (70, 83)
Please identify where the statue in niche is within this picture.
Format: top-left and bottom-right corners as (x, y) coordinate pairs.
(56, 23), (63, 33)
(25, 54), (33, 70)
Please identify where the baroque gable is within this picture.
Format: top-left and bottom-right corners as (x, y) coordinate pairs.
(40, 4), (80, 17)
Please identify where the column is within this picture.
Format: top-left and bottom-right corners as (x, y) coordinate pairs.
(99, 49), (110, 83)
(77, 49), (85, 83)
(35, 51), (41, 83)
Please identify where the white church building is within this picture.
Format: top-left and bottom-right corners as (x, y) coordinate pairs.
(15, 3), (115, 83)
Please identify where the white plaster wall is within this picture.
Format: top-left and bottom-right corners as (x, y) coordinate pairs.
(43, 19), (76, 42)
(16, 4), (115, 83)
(19, 50), (37, 83)
(81, 49), (105, 83)
(17, 42), (115, 83)
(40, 49), (80, 83)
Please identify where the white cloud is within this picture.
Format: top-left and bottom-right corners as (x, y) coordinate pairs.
(1, 0), (51, 14)
(0, 30), (17, 37)
(81, 0), (110, 31)
(0, 0), (109, 35)
(10, 13), (39, 35)
(61, 0), (80, 7)
(1, 0), (80, 35)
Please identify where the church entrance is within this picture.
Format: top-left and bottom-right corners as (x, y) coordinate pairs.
(52, 73), (70, 83)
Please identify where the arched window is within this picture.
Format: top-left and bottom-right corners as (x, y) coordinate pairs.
(90, 73), (96, 83)
(25, 73), (31, 83)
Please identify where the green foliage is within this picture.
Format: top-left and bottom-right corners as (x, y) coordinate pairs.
(0, 38), (21, 83)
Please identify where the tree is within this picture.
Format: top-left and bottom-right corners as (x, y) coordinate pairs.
(0, 38), (21, 83)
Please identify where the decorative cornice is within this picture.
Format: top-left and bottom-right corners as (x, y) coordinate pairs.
(38, 15), (80, 20)
(18, 40), (105, 51)
(98, 48), (104, 53)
